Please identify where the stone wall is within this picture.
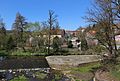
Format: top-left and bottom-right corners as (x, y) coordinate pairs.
(46, 55), (101, 69)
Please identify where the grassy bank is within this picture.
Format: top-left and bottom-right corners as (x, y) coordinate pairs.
(110, 63), (120, 80)
(60, 62), (101, 81)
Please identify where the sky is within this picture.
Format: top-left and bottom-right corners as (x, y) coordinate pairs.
(0, 0), (92, 30)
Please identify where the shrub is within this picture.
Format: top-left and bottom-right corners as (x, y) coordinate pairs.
(91, 45), (106, 53)
(10, 75), (28, 81)
(52, 36), (62, 53)
(5, 36), (15, 51)
(35, 72), (47, 79)
(81, 39), (88, 51)
(0, 50), (8, 56)
(68, 41), (73, 48)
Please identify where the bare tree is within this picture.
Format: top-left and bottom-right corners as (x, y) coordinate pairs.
(47, 10), (57, 55)
(84, 0), (120, 61)
(112, 0), (120, 20)
(12, 12), (28, 51)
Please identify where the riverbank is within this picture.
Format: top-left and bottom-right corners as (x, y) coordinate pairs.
(46, 55), (101, 70)
(46, 55), (101, 81)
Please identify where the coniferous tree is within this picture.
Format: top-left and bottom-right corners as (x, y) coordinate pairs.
(12, 12), (27, 51)
(0, 19), (6, 49)
(52, 36), (62, 53)
(6, 35), (15, 51)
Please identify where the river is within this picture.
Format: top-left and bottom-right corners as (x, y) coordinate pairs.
(0, 56), (71, 81)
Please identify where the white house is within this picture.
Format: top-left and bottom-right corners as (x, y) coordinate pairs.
(115, 35), (120, 49)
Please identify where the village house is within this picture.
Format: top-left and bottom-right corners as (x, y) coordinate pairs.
(43, 29), (66, 45)
(85, 30), (98, 46)
(65, 30), (80, 47)
(84, 24), (120, 48)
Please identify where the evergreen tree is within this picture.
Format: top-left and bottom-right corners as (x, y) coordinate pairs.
(12, 12), (28, 51)
(6, 35), (15, 51)
(52, 36), (62, 53)
(0, 19), (6, 49)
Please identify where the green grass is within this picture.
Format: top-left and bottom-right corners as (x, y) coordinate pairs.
(111, 63), (120, 80)
(10, 75), (28, 81)
(111, 70), (120, 80)
(51, 70), (63, 80)
(35, 72), (47, 79)
(11, 50), (48, 56)
(71, 62), (101, 73)
(54, 74), (62, 80)
(0, 50), (9, 56)
(11, 50), (31, 56)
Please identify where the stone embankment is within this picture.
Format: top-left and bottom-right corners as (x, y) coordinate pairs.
(46, 55), (101, 70)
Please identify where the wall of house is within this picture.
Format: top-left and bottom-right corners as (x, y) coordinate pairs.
(115, 35), (120, 49)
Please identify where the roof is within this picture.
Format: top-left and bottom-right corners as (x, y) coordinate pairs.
(43, 29), (65, 35)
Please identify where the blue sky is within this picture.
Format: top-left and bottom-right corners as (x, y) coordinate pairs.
(0, 0), (92, 30)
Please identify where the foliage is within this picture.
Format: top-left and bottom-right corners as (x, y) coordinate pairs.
(52, 36), (62, 53)
(52, 70), (62, 80)
(11, 50), (31, 56)
(75, 80), (79, 81)
(0, 18), (6, 49)
(81, 39), (88, 51)
(5, 35), (15, 51)
(35, 72), (47, 79)
(12, 12), (28, 51)
(91, 45), (106, 53)
(68, 41), (73, 48)
(54, 74), (62, 80)
(25, 22), (42, 31)
(10, 75), (28, 81)
(0, 50), (8, 56)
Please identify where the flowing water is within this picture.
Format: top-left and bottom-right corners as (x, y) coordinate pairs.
(0, 56), (71, 81)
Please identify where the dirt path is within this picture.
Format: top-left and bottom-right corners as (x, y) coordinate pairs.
(95, 70), (119, 81)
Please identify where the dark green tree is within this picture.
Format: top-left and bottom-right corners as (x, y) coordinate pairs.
(0, 18), (6, 49)
(68, 41), (73, 48)
(6, 35), (15, 51)
(52, 36), (62, 53)
(12, 12), (28, 51)
(81, 38), (88, 51)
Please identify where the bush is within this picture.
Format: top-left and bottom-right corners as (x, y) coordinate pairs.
(10, 75), (28, 81)
(35, 72), (47, 79)
(52, 70), (63, 80)
(52, 36), (62, 53)
(91, 45), (106, 53)
(68, 41), (73, 48)
(5, 36), (15, 51)
(0, 50), (8, 56)
(81, 39), (88, 51)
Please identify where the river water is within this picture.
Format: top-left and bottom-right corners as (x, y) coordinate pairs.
(0, 56), (71, 81)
